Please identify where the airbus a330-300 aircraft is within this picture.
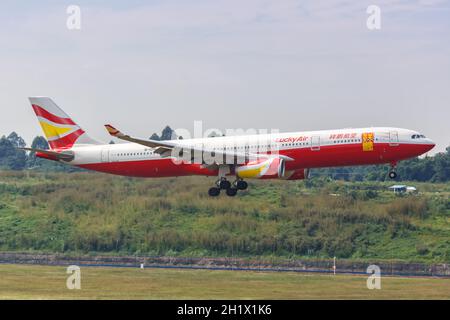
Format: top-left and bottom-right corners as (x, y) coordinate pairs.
(24, 97), (435, 197)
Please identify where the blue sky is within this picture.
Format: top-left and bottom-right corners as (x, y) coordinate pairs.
(0, 0), (449, 153)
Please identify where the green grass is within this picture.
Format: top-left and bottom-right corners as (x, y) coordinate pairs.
(0, 264), (449, 299)
(0, 171), (449, 262)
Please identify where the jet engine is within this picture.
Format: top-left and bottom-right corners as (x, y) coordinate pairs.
(236, 157), (286, 179)
(283, 168), (310, 180)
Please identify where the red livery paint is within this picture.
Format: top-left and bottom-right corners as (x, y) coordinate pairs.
(75, 142), (434, 178)
(32, 104), (77, 125)
(79, 159), (217, 178)
(48, 129), (85, 150)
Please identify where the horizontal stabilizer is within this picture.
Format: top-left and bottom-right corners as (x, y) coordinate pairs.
(19, 147), (75, 162)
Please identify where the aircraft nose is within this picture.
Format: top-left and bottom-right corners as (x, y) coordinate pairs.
(424, 139), (435, 152)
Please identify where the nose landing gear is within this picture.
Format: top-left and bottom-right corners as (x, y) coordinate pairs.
(388, 161), (398, 179)
(388, 171), (397, 179)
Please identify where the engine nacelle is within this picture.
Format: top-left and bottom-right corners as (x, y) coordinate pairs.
(236, 157), (286, 179)
(283, 168), (310, 180)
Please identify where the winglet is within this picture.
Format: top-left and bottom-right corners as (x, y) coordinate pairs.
(104, 124), (122, 137)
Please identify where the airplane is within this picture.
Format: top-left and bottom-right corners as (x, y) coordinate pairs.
(24, 97), (435, 197)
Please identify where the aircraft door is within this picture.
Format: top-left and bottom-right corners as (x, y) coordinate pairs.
(389, 131), (399, 146)
(310, 136), (320, 151)
(101, 148), (110, 163)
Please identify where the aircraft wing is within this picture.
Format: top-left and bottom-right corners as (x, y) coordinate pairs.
(105, 124), (177, 150)
(104, 124), (293, 165)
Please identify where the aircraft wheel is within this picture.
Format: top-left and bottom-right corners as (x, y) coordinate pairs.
(236, 180), (248, 190)
(219, 179), (231, 190)
(208, 187), (221, 197)
(388, 171), (397, 179)
(226, 188), (238, 197)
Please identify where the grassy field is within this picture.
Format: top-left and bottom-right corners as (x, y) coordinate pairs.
(0, 264), (449, 299)
(0, 171), (449, 262)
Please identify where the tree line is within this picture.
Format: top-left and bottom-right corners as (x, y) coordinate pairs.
(0, 130), (449, 182)
(312, 148), (450, 183)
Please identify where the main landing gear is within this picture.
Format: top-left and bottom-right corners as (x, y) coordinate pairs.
(208, 187), (221, 197)
(388, 161), (398, 179)
(235, 180), (248, 191)
(208, 178), (248, 197)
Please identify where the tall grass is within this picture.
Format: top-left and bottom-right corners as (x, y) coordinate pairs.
(0, 171), (448, 262)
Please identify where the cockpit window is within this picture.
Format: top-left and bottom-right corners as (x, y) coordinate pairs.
(411, 134), (426, 139)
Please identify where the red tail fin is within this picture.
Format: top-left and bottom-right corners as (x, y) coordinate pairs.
(29, 97), (99, 149)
